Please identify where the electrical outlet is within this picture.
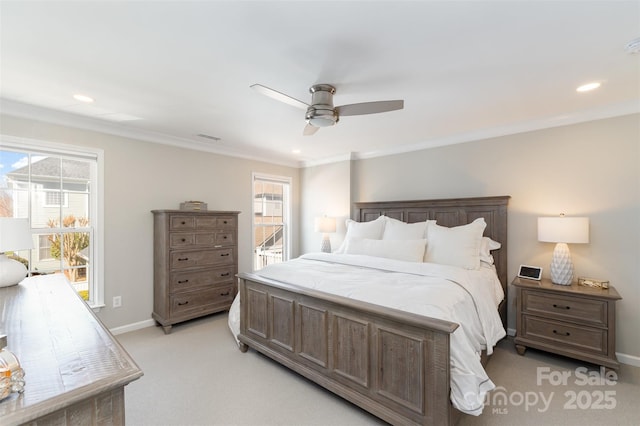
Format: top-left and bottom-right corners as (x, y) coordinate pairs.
(113, 296), (122, 308)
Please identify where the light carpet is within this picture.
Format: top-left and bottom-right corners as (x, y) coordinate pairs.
(116, 313), (640, 426)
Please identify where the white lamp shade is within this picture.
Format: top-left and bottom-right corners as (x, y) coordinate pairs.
(0, 218), (34, 252)
(314, 216), (336, 234)
(538, 217), (589, 244)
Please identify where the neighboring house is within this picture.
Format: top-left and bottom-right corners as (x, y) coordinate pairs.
(6, 156), (90, 279)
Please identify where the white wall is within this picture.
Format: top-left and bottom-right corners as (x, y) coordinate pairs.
(300, 160), (352, 254)
(0, 114), (300, 329)
(302, 114), (640, 362)
(3, 112), (638, 363)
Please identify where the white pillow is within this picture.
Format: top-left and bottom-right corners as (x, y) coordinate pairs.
(382, 217), (432, 240)
(480, 237), (501, 265)
(345, 238), (427, 263)
(335, 216), (386, 253)
(424, 218), (487, 269)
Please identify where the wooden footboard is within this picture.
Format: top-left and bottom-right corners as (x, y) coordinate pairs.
(237, 272), (459, 426)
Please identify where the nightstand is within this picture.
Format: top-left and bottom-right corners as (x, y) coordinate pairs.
(512, 277), (622, 370)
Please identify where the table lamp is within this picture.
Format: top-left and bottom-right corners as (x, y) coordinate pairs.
(538, 215), (589, 285)
(0, 218), (34, 287)
(314, 216), (336, 253)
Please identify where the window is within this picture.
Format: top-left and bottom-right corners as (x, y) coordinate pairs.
(44, 190), (68, 207)
(252, 173), (291, 271)
(38, 234), (54, 260)
(0, 136), (104, 308)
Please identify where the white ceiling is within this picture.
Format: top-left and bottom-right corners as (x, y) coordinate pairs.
(1, 1), (639, 167)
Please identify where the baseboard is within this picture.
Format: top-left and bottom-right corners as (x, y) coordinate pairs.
(507, 327), (516, 337)
(616, 352), (640, 367)
(110, 319), (155, 335)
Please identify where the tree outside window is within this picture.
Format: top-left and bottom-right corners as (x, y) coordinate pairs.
(47, 215), (90, 284)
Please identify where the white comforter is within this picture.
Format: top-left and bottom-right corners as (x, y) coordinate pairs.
(228, 253), (506, 415)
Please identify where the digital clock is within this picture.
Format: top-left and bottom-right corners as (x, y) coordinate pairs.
(518, 265), (542, 280)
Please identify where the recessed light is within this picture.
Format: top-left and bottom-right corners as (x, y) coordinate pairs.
(292, 149), (301, 154)
(576, 82), (601, 93)
(73, 94), (94, 103)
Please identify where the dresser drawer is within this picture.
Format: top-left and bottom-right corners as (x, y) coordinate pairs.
(215, 232), (234, 245)
(170, 216), (195, 230)
(170, 248), (235, 269)
(521, 290), (607, 327)
(193, 216), (236, 229)
(170, 215), (236, 230)
(216, 217), (237, 229)
(170, 267), (235, 292)
(522, 316), (607, 355)
(169, 231), (235, 248)
(170, 285), (235, 316)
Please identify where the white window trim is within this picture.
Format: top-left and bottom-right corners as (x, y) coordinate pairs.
(0, 135), (105, 310)
(252, 172), (292, 271)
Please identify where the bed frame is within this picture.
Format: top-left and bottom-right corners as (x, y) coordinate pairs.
(237, 196), (509, 426)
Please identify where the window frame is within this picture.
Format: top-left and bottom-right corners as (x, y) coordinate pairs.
(251, 172), (292, 271)
(0, 135), (105, 309)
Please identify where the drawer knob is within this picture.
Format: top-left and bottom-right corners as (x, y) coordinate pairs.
(177, 257), (189, 261)
(552, 304), (571, 310)
(221, 253), (230, 257)
(177, 279), (189, 284)
(181, 238), (186, 242)
(220, 291), (230, 296)
(181, 221), (186, 225)
(223, 221), (228, 224)
(223, 236), (228, 239)
(552, 329), (570, 337)
(220, 273), (230, 277)
(177, 301), (189, 306)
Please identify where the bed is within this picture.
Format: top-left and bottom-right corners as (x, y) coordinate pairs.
(230, 196), (509, 426)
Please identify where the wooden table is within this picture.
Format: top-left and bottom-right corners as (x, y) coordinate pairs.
(0, 274), (143, 425)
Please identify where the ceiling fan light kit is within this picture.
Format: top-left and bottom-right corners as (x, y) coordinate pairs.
(251, 83), (404, 135)
(306, 85), (339, 128)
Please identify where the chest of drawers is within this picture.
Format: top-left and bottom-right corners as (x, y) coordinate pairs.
(512, 277), (621, 370)
(152, 210), (240, 333)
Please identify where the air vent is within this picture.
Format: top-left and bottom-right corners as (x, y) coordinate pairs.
(196, 133), (221, 141)
(625, 37), (640, 54)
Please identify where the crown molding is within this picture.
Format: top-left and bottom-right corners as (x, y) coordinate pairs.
(352, 100), (640, 161)
(0, 99), (300, 168)
(3, 98), (637, 169)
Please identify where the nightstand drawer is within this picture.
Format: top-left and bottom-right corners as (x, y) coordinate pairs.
(522, 316), (607, 355)
(522, 290), (607, 327)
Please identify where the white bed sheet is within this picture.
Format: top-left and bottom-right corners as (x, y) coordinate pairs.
(228, 252), (506, 416)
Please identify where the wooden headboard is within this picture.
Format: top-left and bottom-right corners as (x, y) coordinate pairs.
(353, 196), (510, 327)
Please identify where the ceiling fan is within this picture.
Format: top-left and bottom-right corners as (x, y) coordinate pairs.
(250, 83), (404, 136)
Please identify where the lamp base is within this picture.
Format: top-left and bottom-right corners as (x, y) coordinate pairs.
(550, 243), (574, 285)
(320, 234), (332, 253)
(0, 254), (28, 287)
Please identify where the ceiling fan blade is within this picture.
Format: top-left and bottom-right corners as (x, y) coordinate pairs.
(250, 84), (308, 110)
(303, 123), (319, 136)
(336, 100), (404, 117)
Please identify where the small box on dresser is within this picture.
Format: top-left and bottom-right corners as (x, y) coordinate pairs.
(152, 210), (240, 334)
(513, 277), (622, 370)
